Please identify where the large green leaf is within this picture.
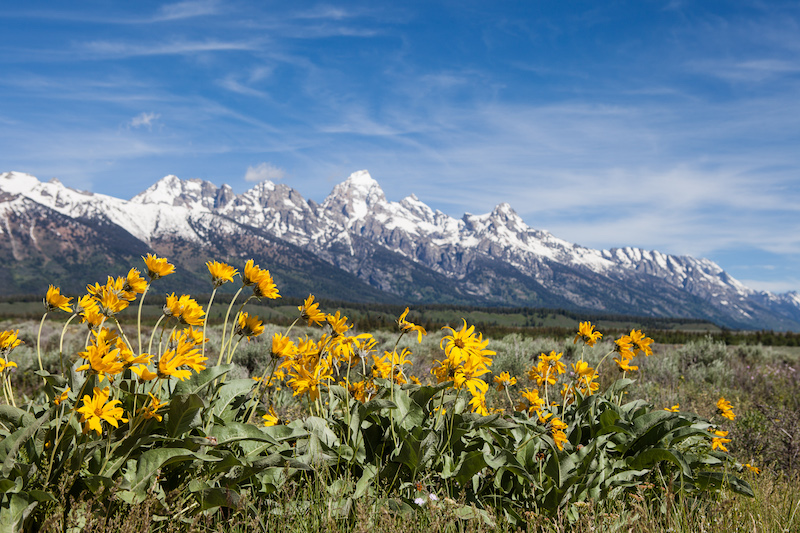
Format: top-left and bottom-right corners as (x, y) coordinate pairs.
(165, 394), (205, 438)
(174, 364), (233, 397)
(121, 448), (200, 503)
(210, 379), (255, 421)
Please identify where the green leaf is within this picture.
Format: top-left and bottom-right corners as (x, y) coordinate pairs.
(193, 487), (241, 511)
(454, 450), (488, 486)
(209, 421), (277, 446)
(123, 448), (198, 503)
(354, 464), (377, 498)
(627, 447), (691, 478)
(211, 379), (256, 420)
(0, 406), (35, 431)
(165, 394), (205, 438)
(1, 407), (53, 478)
(174, 364), (233, 396)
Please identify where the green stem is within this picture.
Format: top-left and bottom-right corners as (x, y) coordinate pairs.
(202, 287), (217, 361)
(36, 312), (48, 376)
(147, 315), (167, 357)
(137, 284), (150, 356)
(218, 287), (244, 366)
(58, 313), (77, 376)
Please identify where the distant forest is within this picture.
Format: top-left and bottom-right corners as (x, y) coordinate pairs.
(3, 294), (798, 346)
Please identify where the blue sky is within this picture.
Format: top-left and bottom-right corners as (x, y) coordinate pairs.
(2, 1), (799, 293)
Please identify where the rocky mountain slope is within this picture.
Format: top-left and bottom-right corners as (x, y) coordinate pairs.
(2, 170), (799, 330)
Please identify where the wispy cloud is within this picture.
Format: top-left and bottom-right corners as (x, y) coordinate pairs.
(129, 112), (160, 130)
(244, 163), (286, 182)
(78, 39), (257, 58)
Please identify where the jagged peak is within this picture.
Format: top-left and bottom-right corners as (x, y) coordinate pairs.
(130, 174), (220, 209)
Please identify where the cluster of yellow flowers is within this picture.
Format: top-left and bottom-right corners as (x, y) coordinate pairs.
(35, 254), (269, 436)
(253, 300), (427, 422)
(611, 329), (654, 372)
(431, 320), (495, 416)
(0, 329), (22, 405)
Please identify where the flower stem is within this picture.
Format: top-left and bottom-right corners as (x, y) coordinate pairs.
(137, 284), (150, 356)
(58, 313), (77, 376)
(36, 312), (48, 378)
(218, 287), (243, 366)
(202, 287), (218, 361)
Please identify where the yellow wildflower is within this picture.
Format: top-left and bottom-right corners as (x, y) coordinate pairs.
(493, 371), (517, 391)
(614, 335), (635, 359)
(398, 307), (427, 343)
(236, 312), (265, 340)
(0, 330), (23, 353)
(711, 429), (731, 452)
(614, 355), (638, 372)
(206, 260), (238, 288)
(326, 311), (352, 336)
(54, 387), (70, 406)
(45, 285), (72, 313)
(664, 404), (680, 412)
(574, 321), (602, 347)
(744, 463), (760, 474)
(253, 269), (280, 299)
(142, 253), (174, 280)
(76, 387), (128, 436)
(717, 397), (735, 421)
(262, 406), (279, 427)
(629, 329), (654, 356)
(139, 393), (165, 422)
(298, 295), (326, 326)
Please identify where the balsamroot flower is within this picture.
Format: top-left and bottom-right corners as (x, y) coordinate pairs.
(142, 254), (175, 280)
(629, 329), (654, 356)
(574, 321), (602, 347)
(0, 356), (17, 373)
(76, 330), (125, 382)
(0, 330), (23, 354)
(253, 270), (280, 299)
(613, 335), (635, 359)
(664, 404), (680, 412)
(262, 406), (279, 427)
(236, 312), (265, 340)
(45, 285), (72, 313)
(494, 371), (517, 391)
(206, 260), (238, 288)
(614, 355), (638, 372)
(298, 295), (325, 326)
(711, 429), (732, 452)
(398, 307), (427, 343)
(326, 311), (352, 336)
(163, 293), (206, 326)
(77, 387), (128, 436)
(717, 397), (735, 420)
(139, 393), (166, 422)
(123, 268), (148, 297)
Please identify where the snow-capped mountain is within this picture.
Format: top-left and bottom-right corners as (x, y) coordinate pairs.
(2, 170), (799, 330)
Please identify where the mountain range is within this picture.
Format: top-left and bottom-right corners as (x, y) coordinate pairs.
(1, 169), (799, 331)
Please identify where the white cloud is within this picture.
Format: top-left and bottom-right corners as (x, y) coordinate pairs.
(129, 112), (160, 129)
(244, 163), (285, 182)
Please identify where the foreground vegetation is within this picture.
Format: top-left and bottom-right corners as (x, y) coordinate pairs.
(0, 257), (798, 531)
